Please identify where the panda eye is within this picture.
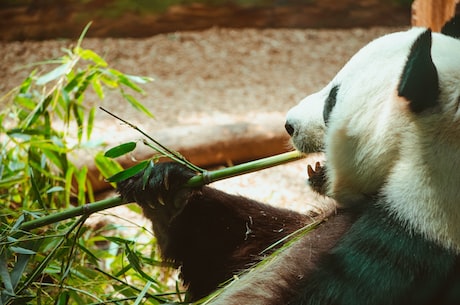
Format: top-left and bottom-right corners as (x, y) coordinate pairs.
(323, 85), (339, 125)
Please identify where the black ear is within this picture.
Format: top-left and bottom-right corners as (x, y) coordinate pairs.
(397, 29), (439, 113)
(441, 15), (460, 38)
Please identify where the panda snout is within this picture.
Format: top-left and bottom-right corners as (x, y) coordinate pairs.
(285, 121), (295, 136)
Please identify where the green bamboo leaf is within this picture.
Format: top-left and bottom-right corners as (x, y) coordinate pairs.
(133, 281), (152, 305)
(36, 62), (71, 85)
(0, 251), (14, 294)
(56, 291), (70, 305)
(94, 152), (124, 181)
(110, 69), (143, 93)
(28, 156), (50, 179)
(106, 161), (148, 183)
(14, 93), (36, 110)
(19, 71), (35, 94)
(39, 144), (67, 173)
(104, 142), (137, 158)
(22, 95), (52, 129)
(104, 236), (135, 245)
(74, 73), (93, 100)
(67, 287), (95, 305)
(125, 245), (160, 286)
(0, 175), (25, 188)
(7, 128), (42, 137)
(72, 103), (84, 144)
(76, 242), (99, 265)
(60, 87), (71, 110)
(37, 140), (67, 154)
(15, 236), (66, 296)
(11, 214), (25, 231)
(114, 264), (132, 277)
(73, 264), (100, 281)
(125, 74), (154, 84)
(28, 167), (46, 209)
(99, 73), (119, 88)
(42, 151), (65, 172)
(86, 107), (95, 141)
(10, 240), (42, 289)
(76, 21), (92, 49)
(65, 165), (75, 207)
(91, 77), (104, 99)
(63, 70), (85, 94)
(86, 177), (95, 203)
(47, 186), (65, 193)
(122, 93), (154, 118)
(77, 48), (108, 67)
(44, 110), (51, 138)
(76, 166), (88, 205)
(10, 246), (36, 255)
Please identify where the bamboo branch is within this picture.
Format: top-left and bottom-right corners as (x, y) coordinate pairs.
(186, 150), (304, 187)
(19, 196), (125, 231)
(19, 151), (304, 231)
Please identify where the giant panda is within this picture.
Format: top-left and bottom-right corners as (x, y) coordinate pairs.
(117, 17), (460, 305)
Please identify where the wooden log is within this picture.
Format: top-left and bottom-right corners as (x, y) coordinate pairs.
(411, 0), (458, 32)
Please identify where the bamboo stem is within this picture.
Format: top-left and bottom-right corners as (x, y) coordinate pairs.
(19, 196), (125, 231)
(186, 150), (304, 187)
(19, 151), (304, 231)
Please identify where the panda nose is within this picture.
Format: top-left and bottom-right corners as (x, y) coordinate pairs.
(285, 122), (295, 136)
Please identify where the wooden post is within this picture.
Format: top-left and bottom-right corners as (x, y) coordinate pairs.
(412, 0), (458, 32)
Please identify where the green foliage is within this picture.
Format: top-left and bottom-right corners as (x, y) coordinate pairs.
(0, 25), (181, 304)
(97, 108), (205, 186)
(1, 24), (153, 212)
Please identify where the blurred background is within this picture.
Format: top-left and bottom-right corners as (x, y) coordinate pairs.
(1, 0), (411, 41)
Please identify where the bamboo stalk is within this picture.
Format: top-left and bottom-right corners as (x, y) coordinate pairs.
(19, 150), (304, 231)
(186, 150), (304, 187)
(19, 196), (125, 231)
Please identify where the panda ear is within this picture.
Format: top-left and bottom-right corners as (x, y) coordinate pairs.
(441, 15), (460, 38)
(397, 29), (439, 113)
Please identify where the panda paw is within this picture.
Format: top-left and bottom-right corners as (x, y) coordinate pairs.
(116, 162), (196, 210)
(307, 161), (327, 195)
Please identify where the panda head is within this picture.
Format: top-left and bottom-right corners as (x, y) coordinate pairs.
(286, 26), (460, 208)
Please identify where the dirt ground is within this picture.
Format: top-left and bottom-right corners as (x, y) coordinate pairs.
(0, 26), (404, 213)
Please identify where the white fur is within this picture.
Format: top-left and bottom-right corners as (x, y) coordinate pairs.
(287, 28), (460, 251)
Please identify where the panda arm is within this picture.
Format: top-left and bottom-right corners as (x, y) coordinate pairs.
(206, 208), (359, 305)
(117, 162), (317, 301)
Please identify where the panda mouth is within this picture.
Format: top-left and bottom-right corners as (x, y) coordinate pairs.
(289, 128), (326, 156)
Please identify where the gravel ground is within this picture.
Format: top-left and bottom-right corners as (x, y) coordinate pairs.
(1, 26), (405, 212)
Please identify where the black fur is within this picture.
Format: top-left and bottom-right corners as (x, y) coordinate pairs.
(398, 29), (439, 113)
(441, 15), (460, 39)
(118, 163), (320, 301)
(291, 202), (460, 305)
(323, 85), (339, 126)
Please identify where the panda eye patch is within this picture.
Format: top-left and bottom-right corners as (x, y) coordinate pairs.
(323, 85), (339, 125)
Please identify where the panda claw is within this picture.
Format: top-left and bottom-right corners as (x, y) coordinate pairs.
(315, 161), (321, 172)
(307, 161), (327, 195)
(307, 164), (315, 178)
(307, 161), (323, 178)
